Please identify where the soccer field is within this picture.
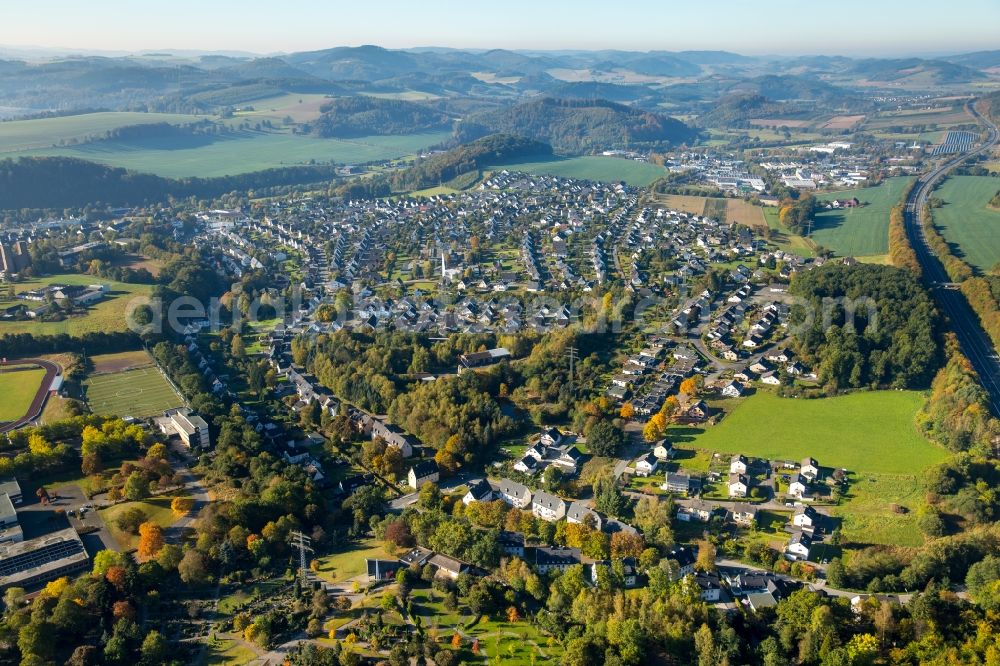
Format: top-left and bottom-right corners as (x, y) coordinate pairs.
(0, 366), (47, 422)
(83, 366), (184, 418)
(931, 175), (1000, 273)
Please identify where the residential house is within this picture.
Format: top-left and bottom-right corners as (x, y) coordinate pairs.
(653, 441), (674, 461)
(533, 547), (581, 574)
(497, 478), (532, 508)
(407, 461), (440, 489)
(429, 554), (473, 580)
(728, 473), (749, 498)
(793, 505), (818, 529)
(463, 478), (495, 504)
(532, 490), (567, 522)
(786, 531), (811, 560)
(668, 546), (697, 578)
(787, 474), (809, 499)
(635, 452), (659, 477)
(721, 380), (744, 398)
(800, 457), (820, 482)
(676, 499), (713, 523)
(730, 455), (749, 475)
(693, 572), (722, 602)
(663, 472), (694, 495)
(540, 427), (565, 447)
(731, 504), (758, 527)
(566, 501), (602, 529)
(498, 531), (525, 558)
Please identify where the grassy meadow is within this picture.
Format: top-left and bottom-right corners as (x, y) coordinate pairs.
(930, 175), (1000, 273)
(490, 155), (667, 186)
(810, 177), (913, 257)
(0, 111), (210, 153)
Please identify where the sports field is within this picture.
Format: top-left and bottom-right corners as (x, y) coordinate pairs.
(84, 363), (183, 419)
(0, 366), (47, 421)
(930, 175), (1000, 273)
(810, 177), (913, 257)
(490, 155), (667, 186)
(674, 390), (946, 475)
(10, 129), (453, 178)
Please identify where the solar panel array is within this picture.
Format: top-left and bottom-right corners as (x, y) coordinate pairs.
(0, 537), (84, 577)
(931, 131), (977, 156)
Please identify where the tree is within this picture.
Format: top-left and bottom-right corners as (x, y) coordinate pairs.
(178, 549), (209, 585)
(115, 506), (147, 534)
(680, 376), (702, 397)
(695, 540), (717, 572)
(586, 420), (626, 457)
(619, 403), (635, 420)
(594, 473), (628, 518)
(643, 412), (668, 442)
(171, 496), (195, 517)
(138, 522), (165, 558)
(140, 630), (168, 666)
(123, 471), (150, 501)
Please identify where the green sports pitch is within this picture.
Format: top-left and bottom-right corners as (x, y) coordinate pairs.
(83, 366), (184, 419)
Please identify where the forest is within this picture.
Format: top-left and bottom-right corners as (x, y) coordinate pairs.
(310, 96), (451, 138)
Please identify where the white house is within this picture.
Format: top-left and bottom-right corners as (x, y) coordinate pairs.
(635, 452), (659, 477)
(728, 473), (749, 498)
(693, 572), (722, 602)
(462, 478), (494, 505)
(786, 531), (811, 560)
(800, 458), (820, 482)
(407, 461), (439, 489)
(540, 427), (565, 447)
(497, 478), (532, 508)
(787, 474), (809, 499)
(793, 505), (817, 528)
(760, 371), (781, 386)
(721, 380), (744, 398)
(566, 501), (602, 529)
(653, 441), (674, 461)
(730, 455), (749, 475)
(532, 490), (567, 522)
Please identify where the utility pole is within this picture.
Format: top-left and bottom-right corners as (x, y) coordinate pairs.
(289, 531), (314, 585)
(566, 346), (579, 396)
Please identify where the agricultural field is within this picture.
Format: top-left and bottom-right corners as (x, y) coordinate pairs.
(674, 390), (946, 475)
(863, 105), (972, 130)
(653, 194), (766, 228)
(0, 365), (47, 421)
(0, 273), (154, 337)
(83, 355), (184, 418)
(11, 129), (453, 178)
(0, 111), (210, 153)
(490, 155), (667, 186)
(726, 199), (767, 229)
(810, 176), (913, 257)
(228, 92), (332, 124)
(930, 175), (1000, 272)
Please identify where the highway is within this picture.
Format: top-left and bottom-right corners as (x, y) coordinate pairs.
(903, 101), (1000, 414)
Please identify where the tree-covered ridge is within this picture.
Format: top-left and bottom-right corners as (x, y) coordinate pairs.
(789, 263), (943, 390)
(310, 96), (452, 138)
(336, 133), (551, 198)
(0, 156), (338, 210)
(456, 98), (698, 154)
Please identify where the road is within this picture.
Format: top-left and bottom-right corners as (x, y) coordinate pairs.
(903, 101), (1000, 414)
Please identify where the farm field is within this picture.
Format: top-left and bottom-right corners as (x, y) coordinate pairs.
(9, 129), (452, 178)
(863, 106), (972, 129)
(0, 273), (154, 336)
(654, 194), (766, 228)
(930, 175), (1000, 272)
(84, 360), (184, 418)
(490, 155), (666, 186)
(0, 366), (47, 421)
(0, 111), (210, 153)
(726, 199), (767, 229)
(673, 391), (946, 475)
(810, 176), (913, 257)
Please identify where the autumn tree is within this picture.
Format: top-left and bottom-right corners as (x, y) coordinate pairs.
(643, 412), (668, 442)
(171, 496), (195, 517)
(138, 522), (165, 558)
(619, 403), (635, 420)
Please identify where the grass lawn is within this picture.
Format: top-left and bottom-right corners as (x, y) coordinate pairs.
(930, 175), (1000, 273)
(460, 616), (563, 665)
(763, 208), (815, 257)
(674, 391), (947, 476)
(203, 637), (257, 666)
(84, 365), (184, 418)
(489, 155), (666, 186)
(100, 494), (187, 550)
(314, 538), (390, 584)
(0, 366), (46, 421)
(810, 177), (913, 257)
(11, 129), (452, 178)
(0, 273), (154, 336)
(833, 473), (926, 547)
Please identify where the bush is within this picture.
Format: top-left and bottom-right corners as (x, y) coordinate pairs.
(115, 507), (146, 534)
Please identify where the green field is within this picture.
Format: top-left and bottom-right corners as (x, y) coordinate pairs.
(930, 175), (1000, 273)
(832, 473), (926, 547)
(675, 391), (946, 475)
(490, 155), (667, 186)
(0, 366), (46, 421)
(0, 273), (153, 337)
(763, 208), (815, 257)
(99, 493), (188, 550)
(0, 111), (211, 153)
(810, 177), (913, 257)
(84, 366), (184, 418)
(10, 129), (453, 178)
(314, 538), (391, 584)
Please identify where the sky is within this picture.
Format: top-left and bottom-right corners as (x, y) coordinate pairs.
(1, 0), (998, 57)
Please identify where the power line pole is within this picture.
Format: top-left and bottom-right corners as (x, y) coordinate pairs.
(289, 531), (314, 585)
(566, 346), (579, 396)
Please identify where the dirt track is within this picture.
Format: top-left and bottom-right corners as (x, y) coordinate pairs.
(0, 358), (59, 433)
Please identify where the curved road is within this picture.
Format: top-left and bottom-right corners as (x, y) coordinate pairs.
(0, 358), (59, 433)
(903, 101), (1000, 414)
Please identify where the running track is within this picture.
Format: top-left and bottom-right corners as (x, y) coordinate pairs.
(0, 358), (59, 433)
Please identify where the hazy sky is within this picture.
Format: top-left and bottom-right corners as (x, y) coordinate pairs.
(2, 0), (998, 56)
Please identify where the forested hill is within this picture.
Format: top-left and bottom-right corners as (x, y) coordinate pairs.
(310, 96), (452, 138)
(0, 156), (338, 210)
(456, 98), (698, 154)
(337, 134), (551, 198)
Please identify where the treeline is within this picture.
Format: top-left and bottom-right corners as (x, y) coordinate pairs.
(961, 276), (1000, 351)
(0, 331), (141, 358)
(789, 263), (942, 390)
(335, 134), (551, 198)
(455, 97), (698, 154)
(0, 157), (340, 210)
(310, 96), (450, 138)
(887, 182), (920, 274)
(918, 334), (999, 453)
(921, 203), (974, 282)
